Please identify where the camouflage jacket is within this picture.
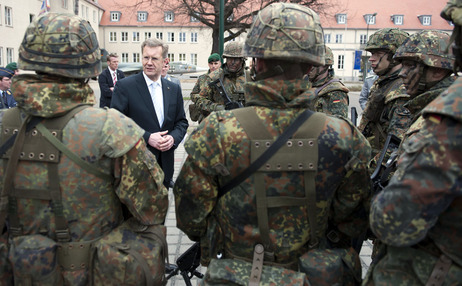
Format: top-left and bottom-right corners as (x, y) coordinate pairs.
(195, 65), (246, 115)
(190, 70), (212, 104)
(0, 74), (168, 241)
(174, 78), (371, 266)
(310, 73), (350, 118)
(366, 78), (462, 284)
(359, 69), (409, 157)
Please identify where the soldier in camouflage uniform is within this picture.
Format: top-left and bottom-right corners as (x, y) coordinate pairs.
(195, 42), (247, 118)
(189, 53), (222, 122)
(306, 46), (350, 118)
(363, 2), (462, 285)
(392, 30), (456, 146)
(358, 28), (409, 159)
(0, 13), (168, 285)
(174, 3), (371, 285)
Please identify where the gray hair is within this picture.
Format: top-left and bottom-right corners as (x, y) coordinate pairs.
(141, 38), (169, 59)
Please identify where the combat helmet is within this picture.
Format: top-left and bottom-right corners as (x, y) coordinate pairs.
(394, 30), (455, 71)
(223, 42), (244, 58)
(18, 13), (101, 79)
(441, 0), (462, 72)
(243, 2), (325, 66)
(366, 28), (409, 54)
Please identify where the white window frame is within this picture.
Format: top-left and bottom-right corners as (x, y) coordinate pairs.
(179, 32), (186, 43)
(138, 11), (147, 22)
(6, 48), (14, 64)
(133, 53), (140, 63)
(336, 14), (346, 24)
(5, 6), (12, 26)
(110, 12), (120, 22)
(360, 34), (367, 44)
(156, 32), (163, 40)
(109, 31), (117, 42)
(324, 34), (331, 44)
(364, 14), (376, 25)
(132, 31), (140, 42)
(335, 34), (343, 44)
(62, 0), (68, 9)
(167, 32), (175, 43)
(145, 32), (152, 40)
(392, 15), (403, 25)
(419, 15), (431, 26)
(121, 53), (128, 63)
(121, 32), (128, 42)
(337, 55), (344, 70)
(191, 32), (198, 43)
(168, 53), (175, 62)
(190, 53), (197, 65)
(165, 11), (174, 22)
(179, 53), (186, 62)
(0, 47), (3, 66)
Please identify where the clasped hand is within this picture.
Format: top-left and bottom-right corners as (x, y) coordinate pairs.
(148, 131), (174, 152)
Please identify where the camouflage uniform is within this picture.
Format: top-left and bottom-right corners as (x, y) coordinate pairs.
(363, 77), (462, 286)
(358, 28), (410, 158)
(195, 43), (246, 117)
(174, 3), (371, 284)
(0, 13), (168, 285)
(308, 46), (350, 118)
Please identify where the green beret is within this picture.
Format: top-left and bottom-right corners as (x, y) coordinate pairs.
(5, 62), (17, 71)
(208, 53), (221, 63)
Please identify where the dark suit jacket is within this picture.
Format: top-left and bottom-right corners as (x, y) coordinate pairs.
(111, 72), (188, 185)
(98, 68), (125, 108)
(0, 89), (17, 109)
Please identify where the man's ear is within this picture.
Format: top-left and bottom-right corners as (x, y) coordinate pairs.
(429, 67), (451, 81)
(256, 58), (266, 73)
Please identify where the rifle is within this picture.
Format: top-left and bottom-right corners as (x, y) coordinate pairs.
(351, 107), (358, 126)
(208, 78), (243, 110)
(165, 242), (203, 286)
(370, 133), (401, 196)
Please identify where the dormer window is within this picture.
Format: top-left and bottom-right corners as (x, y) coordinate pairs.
(335, 14), (347, 24)
(165, 11), (174, 22)
(138, 11), (148, 22)
(418, 15), (431, 26)
(191, 12), (199, 22)
(391, 15), (403, 25)
(363, 14), (376, 25)
(110, 12), (121, 22)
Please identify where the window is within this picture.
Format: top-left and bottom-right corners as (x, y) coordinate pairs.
(138, 11), (148, 22)
(391, 15), (403, 25)
(360, 34), (367, 44)
(324, 34), (331, 44)
(6, 48), (14, 64)
(0, 47), (3, 66)
(191, 13), (199, 22)
(133, 53), (140, 63)
(5, 7), (12, 26)
(93, 11), (96, 23)
(156, 32), (163, 40)
(121, 53), (128, 63)
(190, 53), (197, 65)
(165, 11), (174, 22)
(227, 13), (234, 22)
(110, 12), (120, 22)
(86, 7), (89, 20)
(335, 14), (346, 24)
(81, 5), (84, 18)
(145, 32), (152, 40)
(335, 34), (343, 44)
(168, 53), (175, 62)
(133, 32), (140, 42)
(337, 55), (344, 70)
(62, 0), (68, 9)
(179, 32), (186, 43)
(364, 14), (376, 25)
(121, 32), (128, 42)
(418, 15), (431, 26)
(191, 32), (198, 43)
(179, 53), (186, 62)
(109, 32), (117, 42)
(167, 32), (174, 43)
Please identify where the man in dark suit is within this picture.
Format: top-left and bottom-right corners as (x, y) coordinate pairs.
(111, 39), (188, 188)
(98, 53), (125, 108)
(0, 67), (17, 109)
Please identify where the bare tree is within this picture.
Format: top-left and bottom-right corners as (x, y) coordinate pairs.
(124, 0), (333, 54)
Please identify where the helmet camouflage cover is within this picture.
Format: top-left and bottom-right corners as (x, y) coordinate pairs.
(223, 42), (244, 58)
(366, 28), (410, 54)
(325, 46), (334, 66)
(441, 0), (462, 25)
(394, 30), (455, 71)
(243, 2), (325, 66)
(18, 13), (101, 79)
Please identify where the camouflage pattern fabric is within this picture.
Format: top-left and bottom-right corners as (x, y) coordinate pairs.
(173, 78), (371, 270)
(359, 70), (409, 159)
(201, 258), (309, 285)
(364, 77), (462, 285)
(190, 70), (213, 122)
(310, 72), (350, 118)
(195, 65), (246, 115)
(0, 74), (168, 284)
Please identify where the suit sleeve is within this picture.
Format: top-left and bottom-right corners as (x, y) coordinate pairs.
(168, 85), (188, 148)
(98, 71), (112, 94)
(111, 80), (129, 115)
